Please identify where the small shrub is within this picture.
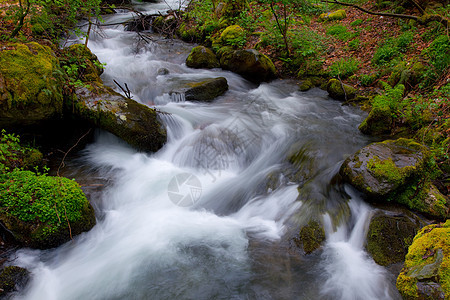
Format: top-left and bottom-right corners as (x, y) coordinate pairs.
(326, 24), (355, 41)
(421, 35), (450, 87)
(350, 19), (363, 26)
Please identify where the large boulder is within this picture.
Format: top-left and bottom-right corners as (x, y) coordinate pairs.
(220, 49), (276, 83)
(70, 83), (166, 152)
(340, 139), (449, 219)
(0, 170), (96, 249)
(0, 42), (65, 127)
(326, 78), (356, 101)
(185, 77), (228, 101)
(366, 210), (421, 266)
(397, 220), (450, 299)
(186, 46), (220, 69)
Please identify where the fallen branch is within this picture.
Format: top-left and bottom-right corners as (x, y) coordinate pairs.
(57, 128), (92, 177)
(114, 80), (133, 98)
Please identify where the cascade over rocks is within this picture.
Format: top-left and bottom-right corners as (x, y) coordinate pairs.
(185, 77), (229, 101)
(340, 138), (449, 219)
(0, 42), (65, 127)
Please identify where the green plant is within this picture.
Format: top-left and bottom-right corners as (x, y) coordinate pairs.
(372, 32), (414, 66)
(0, 130), (42, 174)
(326, 24), (355, 41)
(350, 19), (363, 26)
(329, 58), (360, 78)
(421, 35), (450, 87)
(348, 38), (360, 50)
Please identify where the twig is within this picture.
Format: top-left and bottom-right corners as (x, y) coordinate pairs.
(114, 80), (133, 98)
(57, 128), (92, 177)
(337, 74), (348, 102)
(63, 204), (73, 240)
(54, 203), (62, 224)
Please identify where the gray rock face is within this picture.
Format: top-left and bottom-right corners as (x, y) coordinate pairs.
(185, 77), (228, 101)
(72, 83), (166, 152)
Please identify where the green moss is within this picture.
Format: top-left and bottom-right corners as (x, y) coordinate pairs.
(295, 220), (326, 254)
(367, 156), (405, 185)
(0, 43), (64, 125)
(214, 25), (246, 49)
(326, 78), (356, 100)
(319, 9), (346, 22)
(186, 46), (220, 69)
(397, 220), (450, 299)
(299, 79), (313, 91)
(0, 170), (95, 248)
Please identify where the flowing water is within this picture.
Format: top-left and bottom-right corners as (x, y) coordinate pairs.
(11, 2), (402, 299)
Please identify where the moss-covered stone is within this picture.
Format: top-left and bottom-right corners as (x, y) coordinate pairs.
(366, 211), (421, 266)
(340, 139), (449, 219)
(0, 43), (65, 126)
(0, 266), (30, 297)
(185, 77), (229, 101)
(212, 25), (246, 49)
(220, 49), (277, 83)
(397, 220), (450, 299)
(186, 46), (220, 69)
(0, 170), (96, 249)
(326, 78), (356, 101)
(222, 0), (249, 18)
(319, 9), (346, 22)
(60, 44), (104, 83)
(299, 79), (314, 91)
(70, 82), (166, 152)
(358, 105), (393, 135)
(294, 220), (326, 254)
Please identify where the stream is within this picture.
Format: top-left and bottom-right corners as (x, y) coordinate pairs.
(11, 1), (402, 299)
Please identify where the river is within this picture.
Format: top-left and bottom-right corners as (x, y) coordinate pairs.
(11, 1), (401, 299)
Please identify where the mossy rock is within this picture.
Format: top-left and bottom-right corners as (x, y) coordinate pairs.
(0, 132), (43, 172)
(0, 266), (30, 297)
(366, 211), (421, 266)
(340, 139), (449, 219)
(222, 0), (249, 18)
(0, 170), (96, 249)
(299, 79), (314, 92)
(212, 25), (246, 49)
(358, 105), (393, 135)
(60, 44), (104, 83)
(294, 220), (326, 254)
(176, 23), (202, 42)
(152, 14), (177, 34)
(185, 77), (229, 101)
(0, 42), (65, 127)
(397, 220), (450, 299)
(326, 78), (356, 101)
(220, 49), (276, 83)
(70, 82), (166, 152)
(186, 46), (220, 69)
(318, 9), (346, 22)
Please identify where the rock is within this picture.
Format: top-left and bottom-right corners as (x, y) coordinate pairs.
(0, 170), (96, 249)
(294, 220), (326, 254)
(185, 77), (228, 101)
(60, 44), (104, 82)
(299, 79), (314, 91)
(0, 42), (65, 127)
(319, 9), (347, 21)
(396, 220), (450, 299)
(186, 46), (220, 69)
(366, 211), (421, 266)
(340, 138), (449, 219)
(220, 49), (277, 83)
(212, 25), (246, 49)
(358, 105), (392, 135)
(326, 78), (356, 101)
(157, 68), (170, 76)
(0, 266), (30, 297)
(70, 82), (166, 152)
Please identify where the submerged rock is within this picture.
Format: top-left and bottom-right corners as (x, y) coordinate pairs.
(185, 77), (229, 101)
(0, 170), (96, 249)
(186, 46), (220, 69)
(396, 220), (450, 299)
(0, 266), (30, 297)
(326, 78), (356, 101)
(220, 49), (276, 83)
(70, 82), (166, 152)
(0, 42), (65, 127)
(340, 139), (449, 219)
(366, 211), (421, 266)
(294, 220), (326, 254)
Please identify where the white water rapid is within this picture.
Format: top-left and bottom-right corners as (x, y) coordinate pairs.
(10, 2), (401, 299)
